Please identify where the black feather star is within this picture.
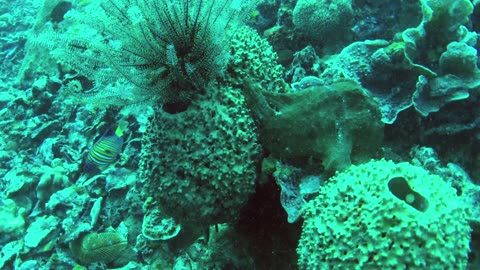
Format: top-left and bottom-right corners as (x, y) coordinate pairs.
(57, 0), (256, 112)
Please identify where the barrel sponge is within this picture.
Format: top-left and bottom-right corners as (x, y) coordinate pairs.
(297, 159), (471, 269)
(138, 85), (262, 226)
(292, 0), (353, 40)
(227, 26), (285, 93)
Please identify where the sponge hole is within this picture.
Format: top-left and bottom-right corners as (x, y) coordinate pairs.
(388, 177), (429, 212)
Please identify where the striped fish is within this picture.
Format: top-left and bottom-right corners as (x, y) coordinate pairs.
(84, 126), (124, 174)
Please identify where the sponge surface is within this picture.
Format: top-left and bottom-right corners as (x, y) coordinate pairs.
(297, 159), (471, 269)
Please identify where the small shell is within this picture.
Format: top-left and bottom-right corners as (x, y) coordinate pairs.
(70, 232), (128, 265)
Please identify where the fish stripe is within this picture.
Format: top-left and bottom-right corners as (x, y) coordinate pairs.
(85, 130), (123, 172)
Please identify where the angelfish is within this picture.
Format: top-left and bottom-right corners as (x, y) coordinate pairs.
(84, 124), (124, 174)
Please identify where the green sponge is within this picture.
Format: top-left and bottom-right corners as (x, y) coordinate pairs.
(297, 159), (471, 269)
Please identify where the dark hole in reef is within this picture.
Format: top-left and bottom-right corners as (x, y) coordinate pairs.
(388, 241), (394, 250)
(452, 184), (462, 196)
(388, 176), (429, 212)
(50, 1), (72, 23)
(64, 75), (94, 92)
(175, 169), (185, 179)
(162, 100), (190, 114)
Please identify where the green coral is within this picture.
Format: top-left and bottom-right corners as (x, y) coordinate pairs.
(297, 159), (471, 269)
(401, 0), (475, 73)
(0, 199), (26, 239)
(24, 215), (60, 249)
(439, 41), (478, 77)
(141, 206), (181, 241)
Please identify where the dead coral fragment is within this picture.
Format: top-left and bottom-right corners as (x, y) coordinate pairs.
(70, 232), (128, 265)
(243, 79), (383, 172)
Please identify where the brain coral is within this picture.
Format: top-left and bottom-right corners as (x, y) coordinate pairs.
(297, 159), (471, 269)
(139, 85), (261, 227)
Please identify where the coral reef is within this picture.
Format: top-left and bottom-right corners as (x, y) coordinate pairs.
(439, 41), (478, 77)
(141, 207), (181, 241)
(285, 45), (322, 84)
(351, 1), (421, 41)
(318, 40), (420, 124)
(0, 240), (23, 268)
(0, 0), (32, 80)
(170, 224), (256, 269)
(298, 159), (471, 269)
(273, 162), (322, 223)
(1, 0), (480, 269)
(0, 199), (26, 241)
(303, 0), (479, 126)
(409, 146), (480, 232)
(24, 215), (60, 249)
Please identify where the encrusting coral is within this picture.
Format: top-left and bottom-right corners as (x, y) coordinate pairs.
(292, 0), (353, 47)
(0, 198), (26, 240)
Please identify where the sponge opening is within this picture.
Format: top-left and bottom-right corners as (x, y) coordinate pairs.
(388, 176), (429, 212)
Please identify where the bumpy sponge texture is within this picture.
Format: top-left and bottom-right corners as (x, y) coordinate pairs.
(139, 85), (261, 226)
(292, 0), (353, 41)
(227, 26), (285, 92)
(297, 159), (470, 269)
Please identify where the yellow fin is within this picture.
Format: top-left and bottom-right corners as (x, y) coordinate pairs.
(114, 126), (123, 137)
(115, 119), (128, 137)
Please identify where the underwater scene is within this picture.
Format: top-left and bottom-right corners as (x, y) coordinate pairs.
(2, 0), (480, 269)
